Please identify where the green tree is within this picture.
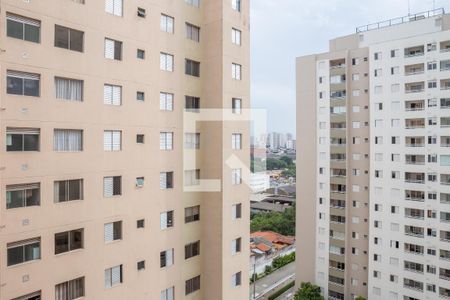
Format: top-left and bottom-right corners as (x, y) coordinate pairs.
(266, 158), (287, 170)
(280, 156), (293, 166)
(294, 282), (324, 300)
(250, 205), (296, 236)
(355, 297), (365, 300)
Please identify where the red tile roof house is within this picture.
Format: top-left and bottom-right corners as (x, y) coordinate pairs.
(250, 231), (295, 256)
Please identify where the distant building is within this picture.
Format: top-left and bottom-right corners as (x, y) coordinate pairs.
(250, 172), (271, 193)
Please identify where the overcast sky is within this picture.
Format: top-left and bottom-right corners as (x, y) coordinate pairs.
(251, 0), (450, 135)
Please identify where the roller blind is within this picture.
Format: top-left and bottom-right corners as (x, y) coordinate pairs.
(104, 223), (113, 242)
(160, 212), (167, 229)
(104, 38), (115, 59)
(104, 177), (113, 197)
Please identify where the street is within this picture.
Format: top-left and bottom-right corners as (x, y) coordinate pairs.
(250, 262), (296, 299)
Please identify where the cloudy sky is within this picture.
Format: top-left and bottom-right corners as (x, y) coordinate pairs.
(251, 0), (450, 135)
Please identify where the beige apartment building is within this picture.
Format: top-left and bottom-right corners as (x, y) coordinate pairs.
(0, 0), (250, 299)
(297, 9), (450, 300)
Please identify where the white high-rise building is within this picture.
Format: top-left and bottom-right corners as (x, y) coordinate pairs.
(296, 9), (450, 300)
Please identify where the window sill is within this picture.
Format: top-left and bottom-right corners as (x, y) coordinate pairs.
(7, 258), (40, 269)
(55, 248), (84, 257)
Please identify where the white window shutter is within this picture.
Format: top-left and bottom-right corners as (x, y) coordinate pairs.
(112, 131), (121, 151)
(167, 249), (173, 266)
(104, 177), (113, 197)
(104, 223), (113, 242)
(160, 172), (167, 189)
(104, 131), (112, 151)
(105, 39), (114, 59)
(232, 205), (237, 220)
(167, 94), (173, 110)
(160, 54), (166, 70)
(105, 268), (112, 288)
(160, 212), (167, 229)
(159, 93), (165, 109)
(112, 86), (121, 105)
(105, 0), (114, 14)
(167, 287), (174, 300)
(111, 266), (121, 285)
(104, 85), (112, 105)
(167, 18), (174, 33)
(113, 0), (123, 16)
(167, 55), (173, 71)
(232, 239), (236, 254)
(167, 133), (173, 149)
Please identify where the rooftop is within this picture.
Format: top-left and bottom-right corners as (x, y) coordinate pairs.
(356, 8), (445, 33)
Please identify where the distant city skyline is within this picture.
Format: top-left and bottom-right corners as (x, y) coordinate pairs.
(251, 0), (450, 134)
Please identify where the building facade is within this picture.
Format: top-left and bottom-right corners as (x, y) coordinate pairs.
(296, 9), (450, 300)
(0, 0), (250, 299)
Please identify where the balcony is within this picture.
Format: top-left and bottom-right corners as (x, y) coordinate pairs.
(406, 155), (425, 165)
(441, 174), (450, 186)
(405, 100), (425, 111)
(441, 117), (450, 128)
(441, 212), (450, 223)
(405, 208), (425, 220)
(441, 41), (450, 53)
(405, 190), (425, 202)
(440, 268), (450, 281)
(405, 45), (424, 58)
(441, 98), (450, 109)
(330, 184), (346, 194)
(330, 200), (346, 209)
(441, 193), (450, 204)
(330, 59), (346, 69)
(330, 138), (346, 147)
(405, 172), (425, 184)
(441, 59), (450, 71)
(405, 118), (425, 129)
(405, 82), (425, 93)
(330, 154), (346, 162)
(405, 63), (424, 75)
(330, 91), (346, 100)
(440, 230), (450, 242)
(441, 137), (450, 147)
(441, 79), (450, 90)
(330, 122), (346, 130)
(405, 226), (424, 238)
(331, 169), (346, 178)
(405, 136), (425, 147)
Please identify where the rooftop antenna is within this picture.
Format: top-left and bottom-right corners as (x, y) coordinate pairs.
(408, 0), (411, 15)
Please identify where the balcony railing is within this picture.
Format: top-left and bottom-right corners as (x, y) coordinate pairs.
(405, 70), (424, 76)
(405, 88), (425, 93)
(406, 143), (424, 147)
(405, 179), (425, 184)
(405, 232), (424, 238)
(405, 196), (425, 202)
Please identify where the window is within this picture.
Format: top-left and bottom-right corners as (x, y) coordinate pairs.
(13, 291), (42, 300)
(185, 240), (200, 259)
(232, 98), (242, 114)
(54, 25), (84, 52)
(105, 0), (123, 16)
(160, 53), (174, 71)
(186, 23), (200, 42)
(231, 0), (241, 11)
(232, 63), (242, 80)
(137, 7), (146, 18)
(232, 28), (241, 45)
(136, 91), (145, 101)
(6, 13), (40, 43)
(185, 205), (200, 223)
(428, 80), (437, 89)
(160, 172), (174, 189)
(160, 248), (174, 267)
(352, 73), (360, 81)
(160, 211), (174, 229)
(104, 38), (122, 60)
(53, 129), (83, 151)
(7, 238), (40, 266)
(136, 177), (145, 187)
(105, 265), (123, 288)
(137, 219), (145, 228)
(136, 134), (145, 144)
(55, 277), (84, 300)
(103, 84), (122, 105)
(7, 70), (40, 96)
(137, 49), (145, 59)
(185, 275), (201, 295)
(186, 0), (200, 7)
(104, 130), (122, 151)
(428, 61), (437, 70)
(103, 176), (121, 197)
(104, 221), (122, 242)
(160, 132), (174, 150)
(184, 169), (200, 186)
(232, 133), (242, 149)
(55, 77), (83, 101)
(185, 59), (200, 77)
(391, 49), (399, 57)
(161, 287), (174, 300)
(160, 92), (174, 111)
(391, 66), (400, 75)
(54, 179), (83, 202)
(55, 229), (83, 254)
(232, 203), (242, 219)
(232, 271), (242, 287)
(137, 260), (145, 270)
(6, 183), (40, 209)
(185, 96), (200, 112)
(232, 168), (242, 185)
(185, 133), (200, 149)
(160, 14), (174, 33)
(374, 52), (382, 60)
(232, 237), (241, 254)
